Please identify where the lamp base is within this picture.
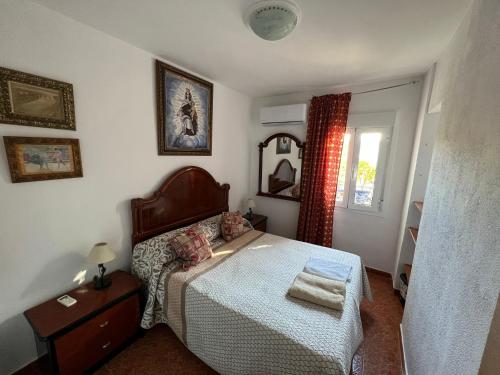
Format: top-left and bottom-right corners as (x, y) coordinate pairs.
(246, 207), (253, 220)
(93, 263), (112, 289)
(93, 275), (112, 289)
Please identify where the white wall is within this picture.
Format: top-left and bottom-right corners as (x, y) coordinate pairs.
(392, 69), (440, 285)
(0, 1), (252, 373)
(402, 0), (500, 373)
(250, 77), (423, 273)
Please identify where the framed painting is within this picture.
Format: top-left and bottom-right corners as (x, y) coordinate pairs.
(3, 136), (83, 183)
(0, 67), (76, 130)
(276, 136), (291, 154)
(156, 60), (213, 155)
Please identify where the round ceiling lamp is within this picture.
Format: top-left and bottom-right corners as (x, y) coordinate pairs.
(245, 0), (301, 41)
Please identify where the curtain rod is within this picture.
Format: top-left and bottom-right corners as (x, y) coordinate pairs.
(352, 80), (419, 95)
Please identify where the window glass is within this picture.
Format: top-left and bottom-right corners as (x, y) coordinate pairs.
(354, 132), (381, 206)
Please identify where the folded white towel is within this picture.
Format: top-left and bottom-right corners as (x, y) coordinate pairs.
(288, 272), (346, 311)
(304, 257), (352, 283)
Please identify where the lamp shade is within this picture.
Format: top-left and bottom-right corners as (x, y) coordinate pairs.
(247, 198), (256, 209)
(87, 242), (116, 264)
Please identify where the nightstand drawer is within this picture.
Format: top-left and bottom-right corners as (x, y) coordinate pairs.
(54, 294), (139, 374)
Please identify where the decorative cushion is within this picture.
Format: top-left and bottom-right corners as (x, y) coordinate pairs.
(221, 211), (250, 241)
(168, 226), (213, 270)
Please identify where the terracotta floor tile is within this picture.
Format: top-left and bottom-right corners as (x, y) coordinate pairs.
(17, 270), (403, 375)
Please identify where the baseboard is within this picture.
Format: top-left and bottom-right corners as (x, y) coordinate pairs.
(365, 266), (391, 277)
(399, 323), (409, 375)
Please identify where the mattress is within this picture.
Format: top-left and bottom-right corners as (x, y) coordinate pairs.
(133, 230), (372, 375)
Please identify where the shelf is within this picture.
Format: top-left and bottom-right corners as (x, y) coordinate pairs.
(408, 227), (419, 244)
(414, 201), (423, 213)
(404, 264), (412, 280)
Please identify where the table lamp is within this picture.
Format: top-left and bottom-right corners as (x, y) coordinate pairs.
(87, 242), (116, 289)
(247, 198), (256, 220)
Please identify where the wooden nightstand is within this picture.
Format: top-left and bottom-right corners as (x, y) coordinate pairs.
(24, 270), (141, 375)
(244, 213), (268, 232)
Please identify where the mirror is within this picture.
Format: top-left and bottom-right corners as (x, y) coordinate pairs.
(258, 133), (305, 201)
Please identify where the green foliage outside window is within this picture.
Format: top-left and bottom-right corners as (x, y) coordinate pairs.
(357, 160), (376, 187)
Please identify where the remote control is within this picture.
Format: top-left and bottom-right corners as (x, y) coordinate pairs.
(57, 295), (77, 307)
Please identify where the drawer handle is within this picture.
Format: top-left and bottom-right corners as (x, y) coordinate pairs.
(99, 321), (109, 328)
(102, 342), (111, 350)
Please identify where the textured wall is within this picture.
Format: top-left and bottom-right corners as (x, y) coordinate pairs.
(402, 0), (500, 374)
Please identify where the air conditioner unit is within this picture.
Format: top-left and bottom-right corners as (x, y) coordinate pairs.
(260, 104), (307, 126)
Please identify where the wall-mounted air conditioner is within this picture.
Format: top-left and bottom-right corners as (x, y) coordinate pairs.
(260, 104), (307, 126)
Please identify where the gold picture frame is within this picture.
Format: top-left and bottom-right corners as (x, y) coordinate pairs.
(156, 60), (213, 155)
(0, 67), (76, 130)
(3, 136), (83, 183)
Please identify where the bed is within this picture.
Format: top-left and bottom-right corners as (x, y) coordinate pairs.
(131, 166), (372, 375)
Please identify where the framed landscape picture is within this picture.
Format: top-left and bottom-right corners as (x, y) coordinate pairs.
(3, 136), (83, 183)
(0, 67), (76, 130)
(156, 60), (213, 155)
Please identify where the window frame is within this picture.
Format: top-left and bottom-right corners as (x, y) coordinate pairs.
(335, 111), (394, 213)
(346, 126), (392, 213)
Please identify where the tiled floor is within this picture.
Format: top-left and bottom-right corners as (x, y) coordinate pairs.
(17, 270), (403, 375)
(355, 271), (404, 374)
(98, 270), (404, 375)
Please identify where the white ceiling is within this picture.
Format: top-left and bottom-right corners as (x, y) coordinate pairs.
(32, 0), (472, 97)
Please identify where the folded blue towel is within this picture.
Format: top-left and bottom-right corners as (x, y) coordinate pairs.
(303, 257), (352, 283)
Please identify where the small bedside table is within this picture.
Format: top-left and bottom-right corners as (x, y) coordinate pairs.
(24, 270), (141, 375)
(244, 213), (268, 232)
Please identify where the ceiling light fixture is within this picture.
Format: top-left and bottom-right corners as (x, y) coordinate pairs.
(245, 0), (301, 41)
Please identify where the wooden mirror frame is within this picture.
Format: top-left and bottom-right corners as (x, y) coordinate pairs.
(258, 133), (305, 202)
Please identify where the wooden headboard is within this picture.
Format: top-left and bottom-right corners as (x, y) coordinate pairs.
(131, 166), (229, 247)
(268, 159), (297, 194)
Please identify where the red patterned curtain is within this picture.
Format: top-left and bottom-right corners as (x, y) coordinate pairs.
(296, 93), (351, 247)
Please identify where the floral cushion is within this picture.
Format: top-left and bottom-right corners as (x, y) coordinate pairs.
(221, 211), (250, 241)
(168, 226), (213, 270)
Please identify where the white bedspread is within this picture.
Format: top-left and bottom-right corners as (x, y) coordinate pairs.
(164, 231), (372, 375)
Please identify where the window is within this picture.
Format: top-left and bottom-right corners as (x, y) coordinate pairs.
(336, 127), (392, 212)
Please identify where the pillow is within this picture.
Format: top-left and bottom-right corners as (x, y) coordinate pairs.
(132, 225), (186, 284)
(168, 226), (213, 270)
(221, 211), (250, 241)
(195, 214), (222, 242)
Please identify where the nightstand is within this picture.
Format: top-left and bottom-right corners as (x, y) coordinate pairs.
(244, 213), (268, 232)
(24, 270), (141, 374)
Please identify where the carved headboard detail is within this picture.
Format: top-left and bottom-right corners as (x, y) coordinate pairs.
(131, 166), (229, 247)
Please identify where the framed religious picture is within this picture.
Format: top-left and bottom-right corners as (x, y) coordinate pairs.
(276, 136), (291, 154)
(0, 67), (76, 130)
(3, 136), (83, 183)
(156, 60), (213, 155)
